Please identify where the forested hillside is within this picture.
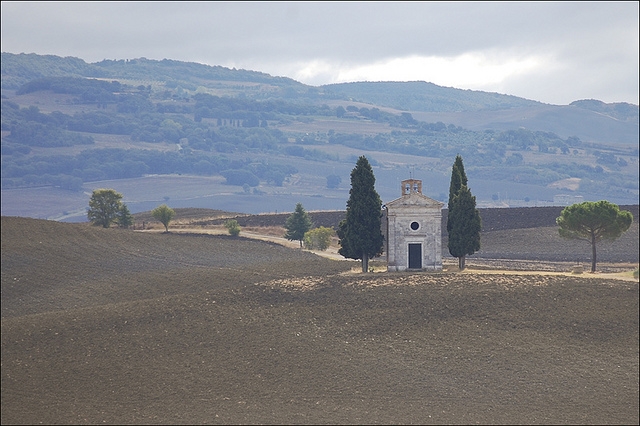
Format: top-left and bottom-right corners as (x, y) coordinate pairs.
(0, 53), (303, 91)
(1, 53), (638, 220)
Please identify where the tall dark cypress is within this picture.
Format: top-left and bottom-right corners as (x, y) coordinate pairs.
(447, 155), (468, 229)
(447, 185), (482, 270)
(337, 156), (384, 272)
(447, 155), (480, 270)
(454, 155), (468, 186)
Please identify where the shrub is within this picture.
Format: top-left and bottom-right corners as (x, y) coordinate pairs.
(220, 169), (260, 187)
(225, 219), (241, 236)
(303, 227), (334, 251)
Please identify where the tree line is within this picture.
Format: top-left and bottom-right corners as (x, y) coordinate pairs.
(88, 155), (632, 274)
(1, 147), (298, 190)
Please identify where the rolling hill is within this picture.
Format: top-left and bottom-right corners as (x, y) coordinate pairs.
(1, 52), (638, 221)
(1, 212), (638, 424)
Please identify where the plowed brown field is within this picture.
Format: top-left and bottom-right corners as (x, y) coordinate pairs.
(1, 212), (638, 424)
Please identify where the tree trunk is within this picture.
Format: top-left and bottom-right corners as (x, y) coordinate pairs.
(299, 240), (303, 248)
(591, 233), (597, 273)
(362, 253), (369, 273)
(458, 255), (466, 270)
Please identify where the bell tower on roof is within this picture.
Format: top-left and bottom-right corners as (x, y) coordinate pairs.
(402, 179), (422, 196)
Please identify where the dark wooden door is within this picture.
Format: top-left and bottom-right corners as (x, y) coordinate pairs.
(408, 243), (422, 269)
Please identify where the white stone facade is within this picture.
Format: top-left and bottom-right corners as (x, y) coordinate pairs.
(383, 179), (444, 271)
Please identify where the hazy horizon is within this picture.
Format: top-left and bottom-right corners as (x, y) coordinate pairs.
(2, 2), (638, 106)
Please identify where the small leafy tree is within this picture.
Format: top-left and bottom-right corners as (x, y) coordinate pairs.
(87, 189), (125, 228)
(152, 204), (175, 232)
(448, 186), (482, 270)
(337, 156), (384, 272)
(556, 200), (633, 272)
(225, 219), (241, 236)
(284, 203), (313, 248)
(304, 227), (334, 251)
(116, 204), (134, 228)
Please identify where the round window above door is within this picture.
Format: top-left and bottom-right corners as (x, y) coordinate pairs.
(410, 221), (420, 230)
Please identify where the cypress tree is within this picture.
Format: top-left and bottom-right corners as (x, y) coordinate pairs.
(337, 156), (384, 272)
(447, 185), (481, 270)
(455, 155), (468, 182)
(447, 155), (468, 232)
(284, 202), (313, 248)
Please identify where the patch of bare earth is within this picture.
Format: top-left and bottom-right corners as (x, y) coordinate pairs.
(548, 177), (582, 191)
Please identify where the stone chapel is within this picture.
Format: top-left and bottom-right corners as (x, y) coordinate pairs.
(382, 179), (444, 271)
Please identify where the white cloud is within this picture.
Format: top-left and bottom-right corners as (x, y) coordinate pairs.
(329, 53), (548, 88)
(1, 1), (637, 105)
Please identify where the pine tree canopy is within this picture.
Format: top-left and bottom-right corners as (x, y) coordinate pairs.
(556, 200), (633, 272)
(557, 200), (633, 242)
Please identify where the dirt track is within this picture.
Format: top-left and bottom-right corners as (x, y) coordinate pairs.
(154, 205), (640, 265)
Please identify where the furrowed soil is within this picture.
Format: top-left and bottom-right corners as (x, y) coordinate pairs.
(2, 210), (639, 425)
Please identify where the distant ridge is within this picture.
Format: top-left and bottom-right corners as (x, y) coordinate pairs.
(1, 52), (304, 91)
(321, 81), (544, 112)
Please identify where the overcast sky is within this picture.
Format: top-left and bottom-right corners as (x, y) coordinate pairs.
(2, 2), (638, 105)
